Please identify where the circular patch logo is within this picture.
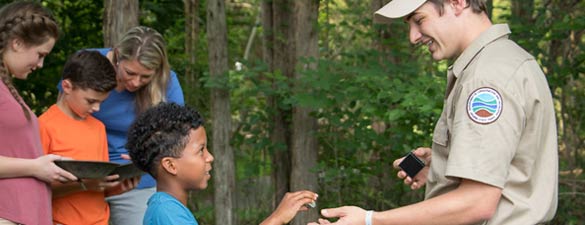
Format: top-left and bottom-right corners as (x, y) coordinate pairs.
(467, 87), (503, 124)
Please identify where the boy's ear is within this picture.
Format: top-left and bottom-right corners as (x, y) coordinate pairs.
(160, 157), (178, 175)
(61, 79), (73, 94)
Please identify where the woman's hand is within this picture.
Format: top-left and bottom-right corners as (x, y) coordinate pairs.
(32, 154), (77, 183)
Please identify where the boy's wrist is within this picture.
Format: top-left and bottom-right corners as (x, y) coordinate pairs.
(259, 214), (280, 225)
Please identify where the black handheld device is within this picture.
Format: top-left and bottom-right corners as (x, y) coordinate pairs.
(398, 152), (425, 178)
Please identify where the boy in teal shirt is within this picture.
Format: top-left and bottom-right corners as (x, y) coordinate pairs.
(126, 103), (317, 225)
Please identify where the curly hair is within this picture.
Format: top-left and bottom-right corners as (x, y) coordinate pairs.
(126, 102), (204, 178)
(62, 50), (116, 92)
(0, 1), (58, 120)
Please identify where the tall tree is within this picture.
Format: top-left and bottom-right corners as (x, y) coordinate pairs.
(184, 0), (200, 84)
(539, 0), (584, 175)
(183, 0), (206, 110)
(371, 0), (400, 64)
(511, 0), (534, 23)
(510, 0), (535, 42)
(103, 0), (139, 47)
(290, 0), (320, 224)
(261, 0), (295, 209)
(206, 0), (236, 224)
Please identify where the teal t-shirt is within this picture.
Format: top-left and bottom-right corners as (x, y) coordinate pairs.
(144, 192), (198, 225)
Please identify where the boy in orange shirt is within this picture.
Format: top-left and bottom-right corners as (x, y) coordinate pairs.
(39, 50), (139, 225)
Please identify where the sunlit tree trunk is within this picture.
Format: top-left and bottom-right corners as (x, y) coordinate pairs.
(290, 0), (320, 224)
(207, 0), (236, 224)
(103, 0), (139, 47)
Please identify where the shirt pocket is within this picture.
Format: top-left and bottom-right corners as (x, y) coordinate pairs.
(432, 116), (449, 151)
(428, 116), (450, 184)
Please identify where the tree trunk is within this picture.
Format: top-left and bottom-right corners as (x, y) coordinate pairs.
(206, 0), (236, 224)
(371, 0), (399, 64)
(290, 0), (320, 224)
(184, 0), (200, 84)
(103, 0), (139, 47)
(544, 0), (583, 178)
(510, 0), (535, 41)
(184, 0), (207, 111)
(272, 0), (296, 78)
(511, 0), (534, 23)
(261, 1), (273, 70)
(262, 0), (294, 210)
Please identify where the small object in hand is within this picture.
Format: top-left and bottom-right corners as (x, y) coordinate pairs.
(304, 201), (316, 209)
(398, 151), (425, 178)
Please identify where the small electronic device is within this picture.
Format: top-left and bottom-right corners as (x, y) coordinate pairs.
(398, 152), (425, 178)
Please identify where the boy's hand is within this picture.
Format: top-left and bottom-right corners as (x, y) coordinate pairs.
(260, 190), (318, 225)
(81, 174), (121, 192)
(120, 154), (132, 161)
(105, 175), (140, 197)
(393, 147), (431, 190)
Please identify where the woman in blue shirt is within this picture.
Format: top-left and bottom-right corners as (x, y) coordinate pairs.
(82, 26), (184, 225)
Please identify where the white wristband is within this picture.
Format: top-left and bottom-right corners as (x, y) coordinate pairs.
(365, 210), (373, 225)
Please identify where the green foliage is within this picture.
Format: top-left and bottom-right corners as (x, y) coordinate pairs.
(306, 53), (444, 210)
(220, 1), (447, 221)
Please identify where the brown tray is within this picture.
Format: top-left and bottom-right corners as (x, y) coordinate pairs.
(109, 162), (145, 180)
(55, 160), (118, 179)
(55, 160), (146, 180)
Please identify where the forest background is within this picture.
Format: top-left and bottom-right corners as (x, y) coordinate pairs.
(2, 0), (583, 224)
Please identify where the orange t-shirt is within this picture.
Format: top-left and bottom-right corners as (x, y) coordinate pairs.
(39, 104), (110, 225)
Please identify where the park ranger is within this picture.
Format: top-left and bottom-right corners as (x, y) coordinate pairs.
(309, 0), (558, 224)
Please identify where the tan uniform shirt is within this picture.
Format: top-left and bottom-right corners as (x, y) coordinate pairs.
(426, 24), (558, 224)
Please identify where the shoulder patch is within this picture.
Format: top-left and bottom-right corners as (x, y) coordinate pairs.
(466, 87), (503, 124)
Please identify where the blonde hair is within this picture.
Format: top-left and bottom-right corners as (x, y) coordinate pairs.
(0, 1), (58, 121)
(114, 26), (170, 114)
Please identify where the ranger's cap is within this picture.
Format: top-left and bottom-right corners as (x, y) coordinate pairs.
(374, 0), (427, 23)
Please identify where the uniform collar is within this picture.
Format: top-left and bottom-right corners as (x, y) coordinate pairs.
(451, 24), (511, 78)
